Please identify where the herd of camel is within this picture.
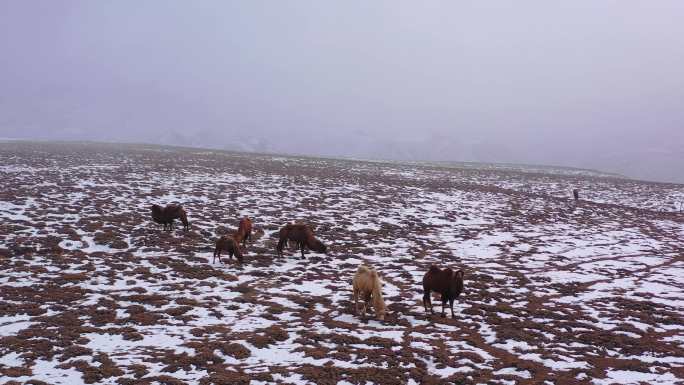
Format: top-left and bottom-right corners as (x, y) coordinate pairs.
(150, 203), (465, 320)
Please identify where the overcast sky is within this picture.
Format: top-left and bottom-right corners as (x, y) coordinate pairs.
(1, 1), (683, 182)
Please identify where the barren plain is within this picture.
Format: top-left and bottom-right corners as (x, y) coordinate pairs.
(1, 142), (683, 384)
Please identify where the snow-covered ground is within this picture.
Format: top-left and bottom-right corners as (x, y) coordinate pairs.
(1, 142), (683, 384)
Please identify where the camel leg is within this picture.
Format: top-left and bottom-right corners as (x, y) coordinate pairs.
(360, 296), (368, 319)
(449, 298), (455, 318)
(243, 231), (251, 247)
(276, 239), (284, 258)
(423, 290), (428, 314)
(423, 290), (433, 315)
(364, 293), (372, 314)
(300, 243), (306, 259)
(181, 213), (189, 231)
(213, 248), (221, 264)
(441, 296), (447, 318)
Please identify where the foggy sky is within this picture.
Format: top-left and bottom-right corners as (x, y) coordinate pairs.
(1, 1), (683, 182)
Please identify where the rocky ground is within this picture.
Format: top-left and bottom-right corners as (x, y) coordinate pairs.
(1, 141), (683, 385)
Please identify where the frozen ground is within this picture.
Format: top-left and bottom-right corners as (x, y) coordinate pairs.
(0, 142), (683, 385)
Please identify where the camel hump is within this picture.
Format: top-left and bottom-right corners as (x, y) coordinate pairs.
(427, 265), (440, 274)
(369, 267), (379, 279)
(164, 204), (183, 214)
(356, 264), (379, 281)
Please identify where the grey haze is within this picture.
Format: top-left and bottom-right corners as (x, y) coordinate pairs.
(1, 1), (683, 182)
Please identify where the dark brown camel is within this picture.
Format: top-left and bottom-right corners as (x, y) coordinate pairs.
(213, 235), (243, 264)
(422, 265), (464, 318)
(150, 204), (189, 231)
(276, 223), (326, 258)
